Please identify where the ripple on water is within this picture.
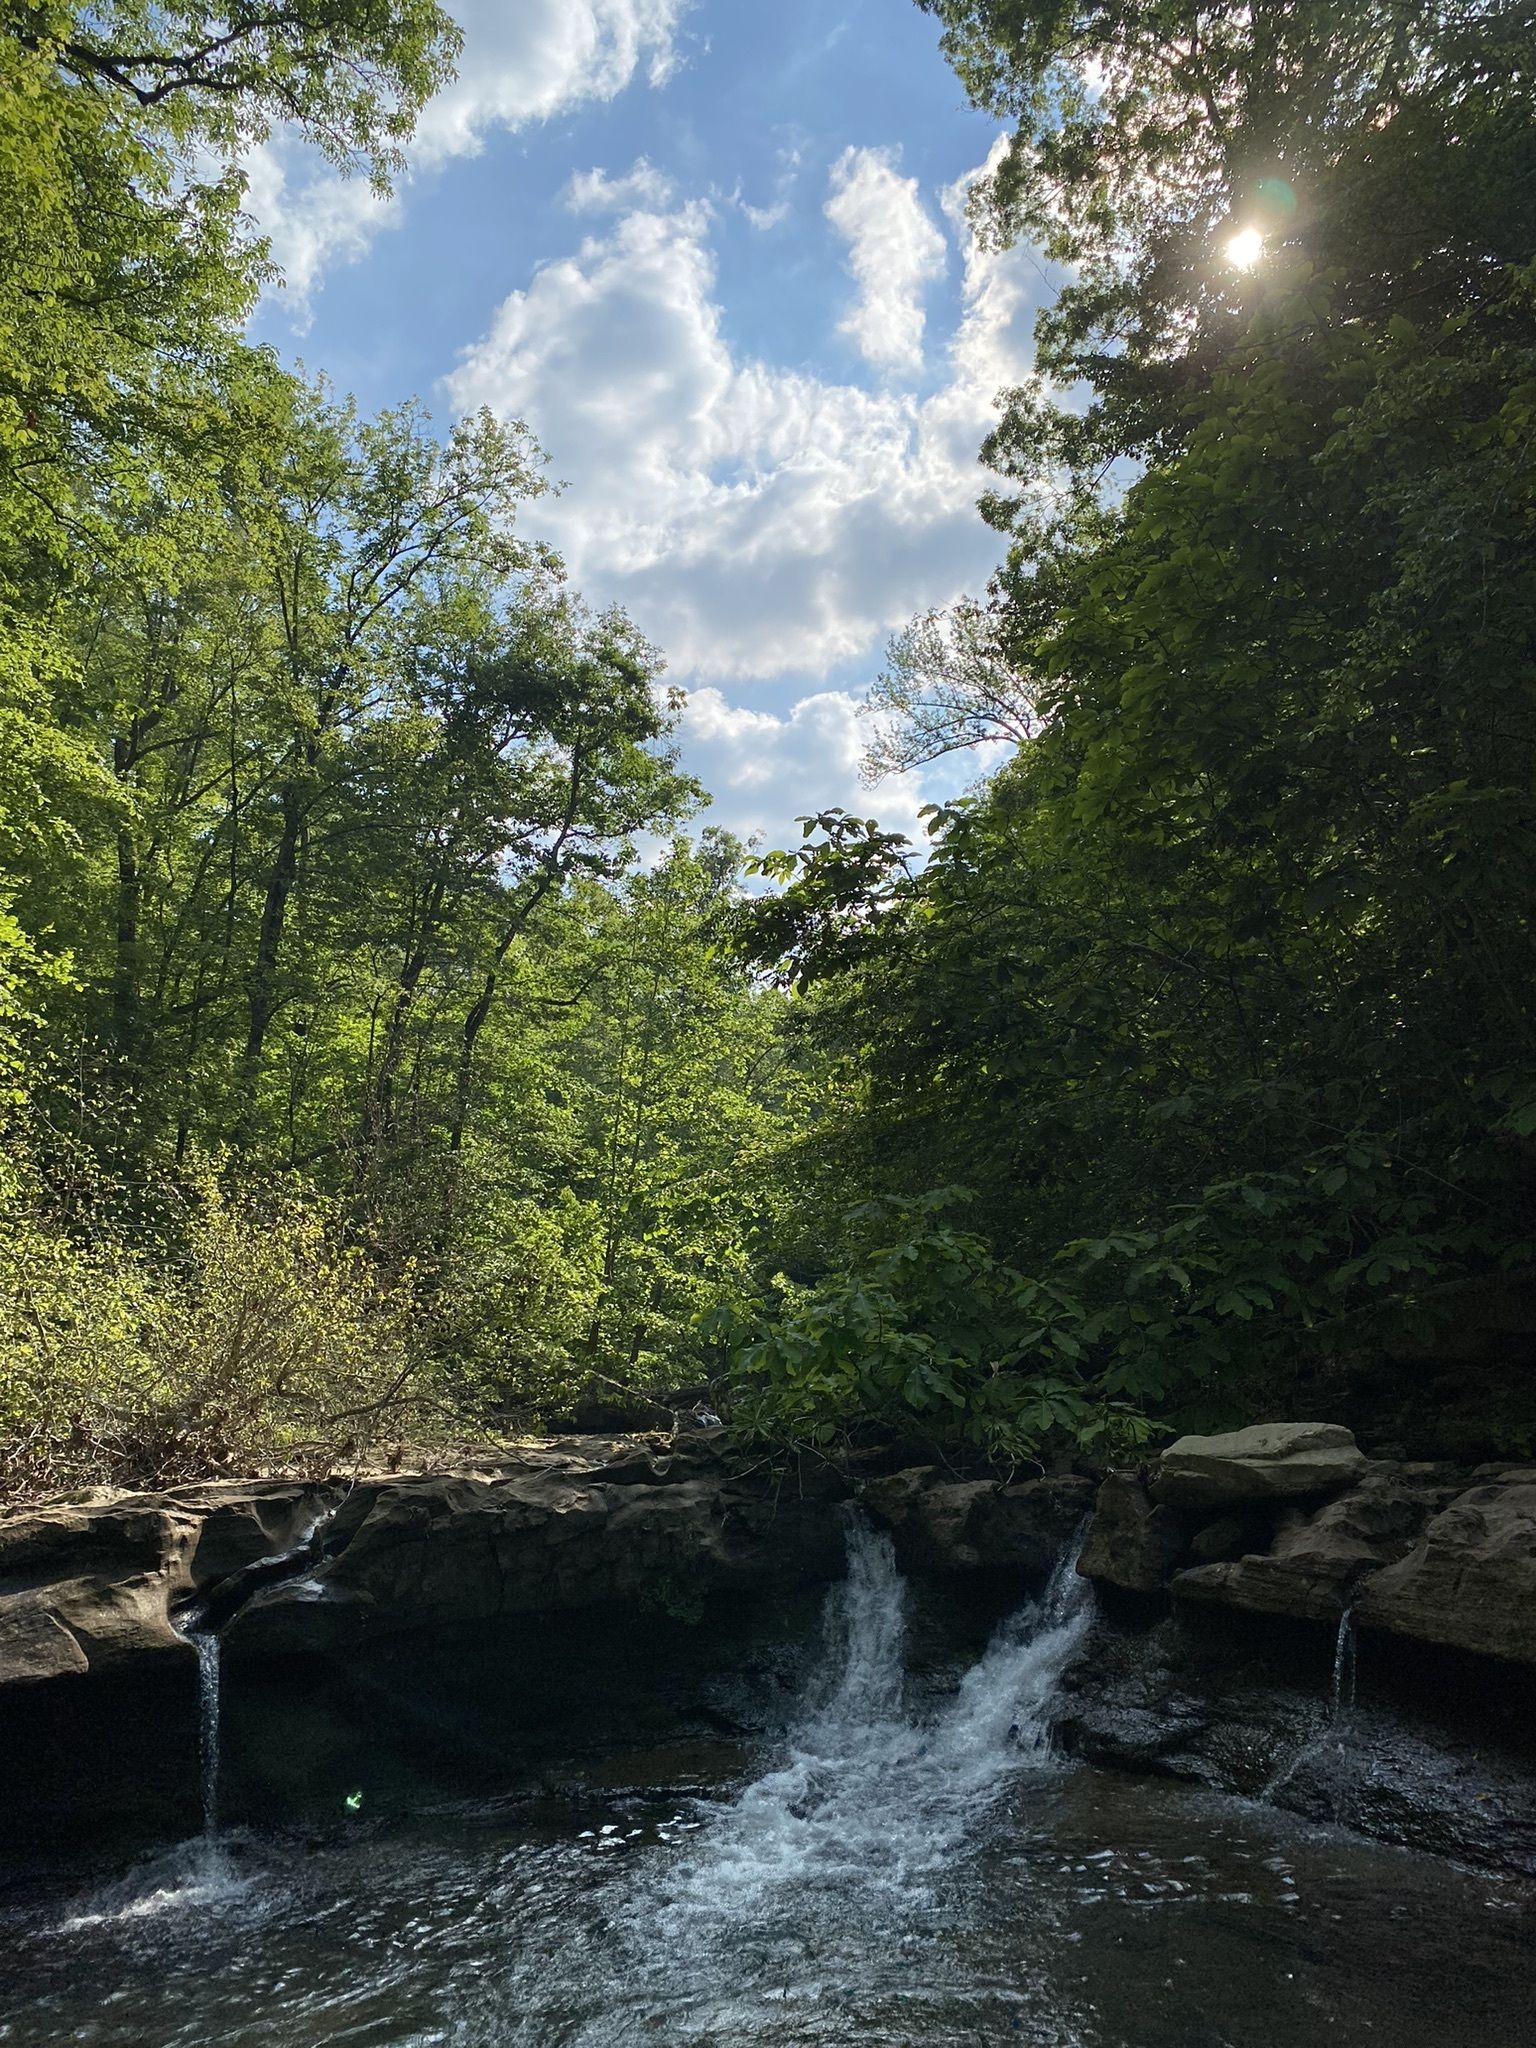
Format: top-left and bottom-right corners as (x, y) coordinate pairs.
(2, 1527), (1533, 2048)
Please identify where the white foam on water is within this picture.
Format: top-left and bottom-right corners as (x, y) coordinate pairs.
(56, 1840), (253, 1932)
(643, 1516), (1094, 1939)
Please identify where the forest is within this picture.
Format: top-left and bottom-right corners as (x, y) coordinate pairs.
(2, 0), (1533, 1497)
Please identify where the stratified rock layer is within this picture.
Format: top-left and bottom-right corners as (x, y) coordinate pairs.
(1356, 1483), (1536, 1666)
(1077, 1423), (1536, 1668)
(857, 1468), (1091, 1579)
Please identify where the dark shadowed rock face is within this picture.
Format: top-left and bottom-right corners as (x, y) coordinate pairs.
(0, 1437), (858, 1684)
(856, 1467), (1092, 1580)
(1076, 1473), (1186, 1593)
(225, 1462), (851, 1659)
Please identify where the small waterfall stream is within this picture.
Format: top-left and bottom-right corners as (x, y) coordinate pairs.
(173, 1495), (346, 1852)
(1331, 1597), (1358, 1724)
(194, 1631), (222, 1842)
(624, 1517), (1095, 1976)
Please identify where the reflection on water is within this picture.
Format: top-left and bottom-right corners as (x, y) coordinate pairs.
(1, 1526), (1531, 2048)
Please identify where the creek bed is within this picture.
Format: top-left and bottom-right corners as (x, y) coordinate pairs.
(2, 1527), (1531, 2046)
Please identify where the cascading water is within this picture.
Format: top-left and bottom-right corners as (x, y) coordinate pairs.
(194, 1630), (222, 1842)
(492, 1516), (1101, 2042)
(649, 1515), (1093, 1931)
(1331, 1597), (1358, 1724)
(23, 1513), (1536, 2048)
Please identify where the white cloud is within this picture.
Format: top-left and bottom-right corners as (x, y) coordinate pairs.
(444, 143), (1044, 685)
(674, 688), (930, 850)
(444, 140), (1047, 838)
(413, 0), (687, 165)
(564, 158), (675, 214)
(739, 197), (790, 232)
(249, 0), (688, 318)
(824, 146), (947, 376)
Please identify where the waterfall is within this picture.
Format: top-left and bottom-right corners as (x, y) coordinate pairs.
(194, 1630), (222, 1842)
(173, 1494), (346, 1848)
(643, 1517), (1094, 1943)
(1331, 1599), (1358, 1724)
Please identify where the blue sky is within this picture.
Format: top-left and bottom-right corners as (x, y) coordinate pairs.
(246, 0), (1048, 849)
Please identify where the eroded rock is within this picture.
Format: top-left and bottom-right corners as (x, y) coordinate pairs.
(858, 1467), (1091, 1580)
(1356, 1483), (1536, 1667)
(0, 1500), (202, 1684)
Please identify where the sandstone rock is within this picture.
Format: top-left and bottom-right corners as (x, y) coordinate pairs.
(162, 1478), (343, 1587)
(1172, 1554), (1355, 1625)
(1077, 1474), (1187, 1592)
(858, 1468), (1090, 1580)
(223, 1466), (852, 1657)
(1355, 1483), (1536, 1667)
(1153, 1422), (1365, 1507)
(1, 1446), (854, 1686)
(0, 1501), (199, 1683)
(1170, 1463), (1450, 1625)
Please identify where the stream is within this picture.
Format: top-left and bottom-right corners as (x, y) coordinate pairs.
(2, 1524), (1532, 2046)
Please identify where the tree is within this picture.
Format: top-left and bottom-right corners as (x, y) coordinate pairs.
(720, 2), (1536, 1453)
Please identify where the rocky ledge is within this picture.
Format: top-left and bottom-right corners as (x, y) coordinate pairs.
(0, 1437), (1090, 1692)
(1076, 1420), (1536, 1670)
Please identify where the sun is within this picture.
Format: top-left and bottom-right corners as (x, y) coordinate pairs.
(1225, 226), (1265, 271)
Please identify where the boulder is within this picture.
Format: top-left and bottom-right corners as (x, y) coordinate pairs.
(1188, 1513), (1267, 1565)
(1153, 1422), (1365, 1507)
(1077, 1473), (1188, 1592)
(858, 1467), (1091, 1580)
(1356, 1483), (1536, 1668)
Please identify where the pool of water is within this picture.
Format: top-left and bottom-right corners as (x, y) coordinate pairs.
(2, 1531), (1531, 2047)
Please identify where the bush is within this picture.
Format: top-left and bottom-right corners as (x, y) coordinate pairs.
(0, 1153), (429, 1498)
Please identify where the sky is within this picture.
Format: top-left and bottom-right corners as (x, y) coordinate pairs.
(246, 0), (1050, 852)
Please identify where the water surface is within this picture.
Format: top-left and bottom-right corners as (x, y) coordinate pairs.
(3, 1529), (1530, 2046)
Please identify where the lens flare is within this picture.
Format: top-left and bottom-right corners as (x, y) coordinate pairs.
(1225, 226), (1265, 270)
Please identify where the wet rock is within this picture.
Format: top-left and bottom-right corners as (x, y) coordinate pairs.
(1077, 1473), (1188, 1592)
(1265, 1714), (1536, 1875)
(1153, 1422), (1366, 1507)
(858, 1467), (1090, 1580)
(1056, 1611), (1536, 1877)
(1356, 1483), (1536, 1667)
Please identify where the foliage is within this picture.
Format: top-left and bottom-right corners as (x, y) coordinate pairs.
(0, 3), (818, 1496)
(0, 1145), (428, 1497)
(726, 0), (1536, 1452)
(724, 1191), (1155, 1462)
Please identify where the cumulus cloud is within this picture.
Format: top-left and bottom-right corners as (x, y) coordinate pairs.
(249, 0), (687, 318)
(824, 146), (947, 376)
(674, 688), (931, 850)
(444, 144), (1044, 685)
(564, 158), (676, 214)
